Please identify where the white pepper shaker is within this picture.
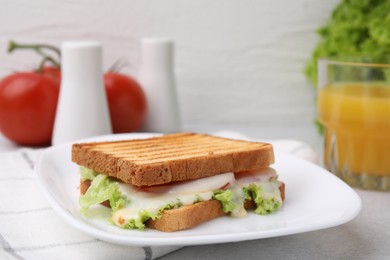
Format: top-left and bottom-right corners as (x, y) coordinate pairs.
(138, 38), (181, 133)
(52, 41), (112, 145)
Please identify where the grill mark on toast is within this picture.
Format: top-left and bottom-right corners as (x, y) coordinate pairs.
(83, 137), (269, 163)
(94, 143), (267, 160)
(72, 133), (274, 186)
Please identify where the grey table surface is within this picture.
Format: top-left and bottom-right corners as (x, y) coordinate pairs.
(158, 123), (389, 260)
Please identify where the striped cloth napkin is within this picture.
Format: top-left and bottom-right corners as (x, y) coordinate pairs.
(0, 133), (317, 260)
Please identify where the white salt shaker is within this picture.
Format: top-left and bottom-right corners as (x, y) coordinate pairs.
(52, 41), (112, 145)
(138, 38), (181, 133)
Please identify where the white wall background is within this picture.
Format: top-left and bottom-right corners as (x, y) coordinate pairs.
(0, 0), (340, 127)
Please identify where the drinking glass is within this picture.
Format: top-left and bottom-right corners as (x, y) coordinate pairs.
(317, 59), (390, 190)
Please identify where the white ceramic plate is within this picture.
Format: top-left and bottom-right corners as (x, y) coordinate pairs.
(36, 133), (361, 247)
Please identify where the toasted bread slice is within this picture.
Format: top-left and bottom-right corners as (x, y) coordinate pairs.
(80, 179), (285, 232)
(72, 133), (274, 187)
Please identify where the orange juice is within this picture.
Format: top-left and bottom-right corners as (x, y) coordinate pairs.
(318, 83), (390, 188)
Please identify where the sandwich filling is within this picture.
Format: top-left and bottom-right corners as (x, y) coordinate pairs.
(79, 167), (283, 230)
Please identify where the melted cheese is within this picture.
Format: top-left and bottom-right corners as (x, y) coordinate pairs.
(230, 184), (247, 218)
(113, 173), (234, 227)
(229, 168), (281, 218)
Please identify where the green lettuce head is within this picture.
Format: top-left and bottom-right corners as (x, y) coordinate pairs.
(305, 0), (390, 87)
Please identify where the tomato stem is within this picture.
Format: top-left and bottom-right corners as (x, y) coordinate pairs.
(36, 57), (53, 73)
(8, 40), (61, 69)
(108, 57), (130, 72)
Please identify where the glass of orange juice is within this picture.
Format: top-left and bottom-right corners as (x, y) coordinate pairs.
(317, 59), (390, 190)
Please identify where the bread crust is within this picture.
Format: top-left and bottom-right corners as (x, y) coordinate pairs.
(79, 179), (285, 232)
(72, 133), (274, 187)
(146, 200), (226, 232)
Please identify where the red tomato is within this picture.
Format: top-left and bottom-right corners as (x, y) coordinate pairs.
(0, 67), (60, 146)
(42, 66), (61, 85)
(0, 68), (146, 145)
(104, 73), (147, 133)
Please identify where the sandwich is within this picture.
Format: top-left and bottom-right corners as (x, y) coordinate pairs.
(72, 133), (285, 232)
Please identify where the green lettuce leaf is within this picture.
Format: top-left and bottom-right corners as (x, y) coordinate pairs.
(213, 189), (236, 213)
(123, 200), (182, 230)
(123, 210), (155, 230)
(80, 167), (98, 181)
(79, 174), (126, 214)
(243, 183), (281, 215)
